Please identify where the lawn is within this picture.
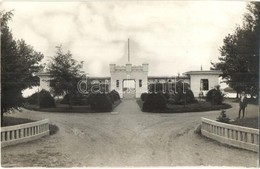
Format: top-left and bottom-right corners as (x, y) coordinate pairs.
(230, 117), (258, 129)
(136, 99), (232, 113)
(2, 116), (35, 127)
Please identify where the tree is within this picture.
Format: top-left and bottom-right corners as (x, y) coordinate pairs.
(47, 46), (83, 108)
(211, 2), (259, 98)
(1, 11), (44, 125)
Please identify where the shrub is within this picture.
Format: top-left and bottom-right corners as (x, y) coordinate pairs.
(89, 93), (113, 112)
(216, 110), (230, 123)
(108, 93), (115, 104)
(60, 93), (89, 105)
(25, 92), (39, 105)
(170, 81), (197, 104)
(173, 89), (197, 104)
(39, 90), (55, 108)
(110, 90), (120, 101)
(206, 87), (223, 105)
(25, 90), (55, 108)
(142, 93), (167, 112)
(163, 93), (170, 100)
(140, 93), (148, 101)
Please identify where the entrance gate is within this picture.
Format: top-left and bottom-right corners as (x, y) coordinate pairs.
(110, 63), (149, 98)
(122, 79), (136, 99)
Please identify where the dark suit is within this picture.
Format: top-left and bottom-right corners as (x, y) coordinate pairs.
(238, 96), (247, 118)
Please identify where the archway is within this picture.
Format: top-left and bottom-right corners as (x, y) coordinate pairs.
(122, 79), (136, 99)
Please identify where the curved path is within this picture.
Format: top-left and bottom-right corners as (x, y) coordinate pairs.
(1, 99), (258, 167)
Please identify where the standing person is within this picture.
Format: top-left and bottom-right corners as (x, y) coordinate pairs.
(238, 91), (248, 118)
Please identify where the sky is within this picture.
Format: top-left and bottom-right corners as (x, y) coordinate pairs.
(2, 1), (248, 77)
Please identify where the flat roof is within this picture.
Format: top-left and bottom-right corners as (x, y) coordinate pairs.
(148, 76), (189, 79)
(88, 77), (111, 79)
(184, 70), (222, 75)
(34, 72), (51, 76)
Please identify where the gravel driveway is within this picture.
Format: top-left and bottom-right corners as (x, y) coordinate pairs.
(1, 99), (258, 167)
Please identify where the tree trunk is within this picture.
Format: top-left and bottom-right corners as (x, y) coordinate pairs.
(69, 93), (73, 109)
(1, 107), (4, 127)
(236, 92), (239, 98)
(1, 113), (3, 127)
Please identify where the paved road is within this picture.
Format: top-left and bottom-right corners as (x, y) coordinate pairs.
(1, 99), (258, 167)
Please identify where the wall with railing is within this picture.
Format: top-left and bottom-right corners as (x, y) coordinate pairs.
(1, 119), (49, 147)
(201, 117), (259, 152)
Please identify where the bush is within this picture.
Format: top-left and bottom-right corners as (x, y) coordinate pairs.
(206, 87), (223, 105)
(142, 93), (167, 112)
(60, 93), (89, 105)
(39, 90), (55, 108)
(216, 110), (230, 123)
(25, 92), (39, 105)
(173, 89), (197, 104)
(108, 93), (115, 104)
(89, 93), (113, 112)
(140, 93), (148, 101)
(169, 81), (197, 104)
(25, 90), (55, 108)
(163, 93), (170, 100)
(110, 90), (120, 101)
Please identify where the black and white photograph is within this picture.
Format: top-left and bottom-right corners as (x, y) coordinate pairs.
(1, 0), (259, 167)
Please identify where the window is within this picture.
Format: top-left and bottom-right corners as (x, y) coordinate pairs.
(116, 80), (119, 87)
(139, 80), (142, 87)
(201, 79), (209, 90)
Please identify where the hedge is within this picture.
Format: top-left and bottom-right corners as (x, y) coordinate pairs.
(140, 93), (148, 101)
(110, 90), (120, 101)
(142, 93), (167, 112)
(173, 89), (197, 104)
(89, 93), (113, 112)
(60, 93), (89, 105)
(25, 90), (55, 108)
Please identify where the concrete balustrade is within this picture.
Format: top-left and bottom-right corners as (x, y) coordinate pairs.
(1, 119), (50, 147)
(201, 117), (259, 152)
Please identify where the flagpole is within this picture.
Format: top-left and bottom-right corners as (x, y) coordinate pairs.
(128, 38), (130, 62)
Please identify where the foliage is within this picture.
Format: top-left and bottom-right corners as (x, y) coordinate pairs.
(60, 90), (119, 106)
(140, 93), (148, 101)
(216, 110), (230, 123)
(1, 11), (43, 121)
(39, 90), (56, 108)
(25, 92), (39, 105)
(47, 46), (83, 108)
(108, 93), (115, 104)
(211, 2), (260, 98)
(110, 90), (120, 101)
(60, 93), (89, 105)
(173, 81), (197, 104)
(206, 86), (224, 105)
(142, 93), (167, 112)
(25, 90), (55, 108)
(89, 93), (113, 112)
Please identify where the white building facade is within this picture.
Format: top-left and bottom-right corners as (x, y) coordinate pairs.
(110, 63), (149, 98)
(184, 70), (223, 97)
(36, 63), (222, 98)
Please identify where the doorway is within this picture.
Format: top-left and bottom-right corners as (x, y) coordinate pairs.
(122, 79), (136, 99)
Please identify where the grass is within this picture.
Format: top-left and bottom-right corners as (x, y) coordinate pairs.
(230, 117), (258, 129)
(137, 99), (232, 113)
(23, 100), (122, 113)
(2, 116), (35, 127)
